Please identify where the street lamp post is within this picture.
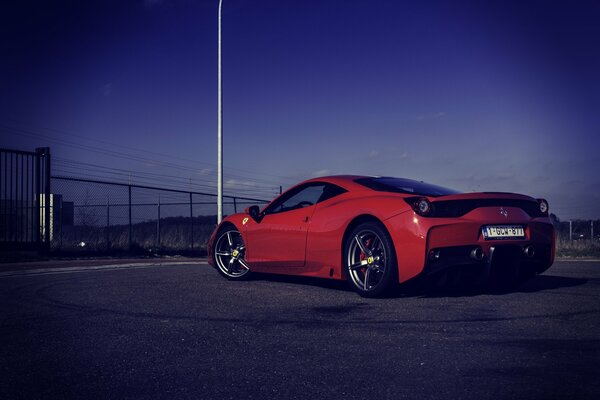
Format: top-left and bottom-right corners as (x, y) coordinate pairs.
(217, 0), (223, 224)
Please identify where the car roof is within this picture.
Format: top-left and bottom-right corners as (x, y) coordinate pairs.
(304, 175), (371, 190)
(305, 174), (363, 182)
(304, 175), (462, 197)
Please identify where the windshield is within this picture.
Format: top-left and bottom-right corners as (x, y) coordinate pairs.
(355, 177), (460, 197)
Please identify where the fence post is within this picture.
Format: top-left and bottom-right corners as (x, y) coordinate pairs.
(19, 153), (23, 243)
(44, 148), (51, 253)
(569, 220), (572, 242)
(59, 196), (63, 251)
(157, 194), (161, 248)
(233, 196), (237, 214)
(35, 147), (51, 254)
(592, 220), (594, 243)
(189, 192), (193, 250)
(34, 151), (41, 248)
(106, 196), (110, 252)
(128, 185), (132, 251)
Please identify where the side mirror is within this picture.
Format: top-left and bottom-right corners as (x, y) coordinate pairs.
(245, 205), (262, 222)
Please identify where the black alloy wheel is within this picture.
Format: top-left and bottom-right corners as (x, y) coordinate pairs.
(345, 221), (397, 297)
(214, 228), (251, 280)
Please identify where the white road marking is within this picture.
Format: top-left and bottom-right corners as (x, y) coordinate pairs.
(0, 261), (209, 278)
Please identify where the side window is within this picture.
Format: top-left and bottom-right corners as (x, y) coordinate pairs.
(265, 183), (347, 215)
(267, 184), (326, 214)
(318, 184), (347, 203)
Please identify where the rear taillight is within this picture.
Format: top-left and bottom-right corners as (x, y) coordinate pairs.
(537, 199), (549, 216)
(405, 197), (432, 216)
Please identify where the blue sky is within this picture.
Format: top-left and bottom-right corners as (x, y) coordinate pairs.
(1, 0), (599, 219)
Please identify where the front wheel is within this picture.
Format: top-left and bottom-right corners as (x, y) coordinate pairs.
(345, 222), (397, 297)
(213, 228), (251, 280)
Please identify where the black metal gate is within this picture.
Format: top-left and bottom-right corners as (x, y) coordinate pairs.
(0, 147), (51, 252)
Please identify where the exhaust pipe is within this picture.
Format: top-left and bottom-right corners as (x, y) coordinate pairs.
(429, 250), (441, 261)
(470, 247), (484, 261)
(524, 245), (536, 258)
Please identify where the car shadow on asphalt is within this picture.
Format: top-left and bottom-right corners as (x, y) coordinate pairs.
(250, 272), (588, 298)
(251, 272), (350, 292)
(399, 274), (589, 298)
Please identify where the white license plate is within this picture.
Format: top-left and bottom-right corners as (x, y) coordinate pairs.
(483, 225), (525, 239)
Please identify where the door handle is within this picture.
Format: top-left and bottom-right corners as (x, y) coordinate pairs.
(303, 216), (310, 222)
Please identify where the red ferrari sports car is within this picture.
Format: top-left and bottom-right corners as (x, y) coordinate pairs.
(208, 175), (555, 297)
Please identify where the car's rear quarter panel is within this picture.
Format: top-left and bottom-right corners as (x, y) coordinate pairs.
(383, 212), (429, 282)
(305, 193), (416, 280)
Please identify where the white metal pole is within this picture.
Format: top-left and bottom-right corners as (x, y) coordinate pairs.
(217, 0), (223, 224)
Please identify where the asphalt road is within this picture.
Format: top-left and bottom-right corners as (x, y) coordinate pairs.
(1, 260), (598, 400)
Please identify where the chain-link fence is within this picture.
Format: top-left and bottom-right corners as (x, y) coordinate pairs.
(555, 220), (598, 242)
(49, 176), (269, 255)
(554, 219), (600, 257)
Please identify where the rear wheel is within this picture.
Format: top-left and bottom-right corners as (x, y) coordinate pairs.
(345, 222), (397, 297)
(213, 228), (251, 280)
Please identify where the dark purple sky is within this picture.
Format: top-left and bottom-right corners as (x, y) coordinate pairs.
(1, 0), (599, 219)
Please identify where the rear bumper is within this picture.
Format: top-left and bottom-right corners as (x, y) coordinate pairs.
(385, 210), (555, 283)
(424, 243), (553, 277)
(424, 219), (555, 276)
(423, 220), (555, 279)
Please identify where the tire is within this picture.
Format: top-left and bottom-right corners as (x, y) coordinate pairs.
(213, 227), (251, 280)
(344, 221), (397, 297)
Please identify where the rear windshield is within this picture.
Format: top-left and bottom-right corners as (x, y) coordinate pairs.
(355, 177), (460, 197)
